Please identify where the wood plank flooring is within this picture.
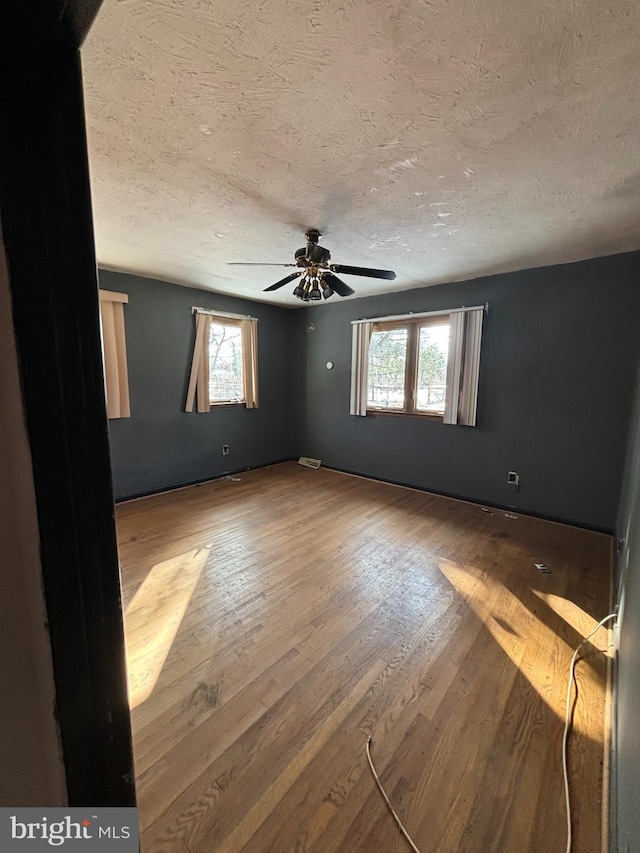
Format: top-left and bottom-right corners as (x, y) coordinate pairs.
(116, 462), (612, 853)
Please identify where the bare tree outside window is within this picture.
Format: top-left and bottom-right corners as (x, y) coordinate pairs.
(366, 317), (450, 417)
(416, 324), (449, 412)
(209, 322), (244, 403)
(367, 328), (408, 408)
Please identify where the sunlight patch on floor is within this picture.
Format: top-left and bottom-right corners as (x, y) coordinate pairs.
(124, 547), (210, 708)
(437, 558), (607, 739)
(531, 590), (613, 657)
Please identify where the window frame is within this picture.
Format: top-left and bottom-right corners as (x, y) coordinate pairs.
(366, 314), (450, 420)
(207, 316), (246, 408)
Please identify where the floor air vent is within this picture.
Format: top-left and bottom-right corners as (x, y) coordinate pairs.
(298, 457), (321, 469)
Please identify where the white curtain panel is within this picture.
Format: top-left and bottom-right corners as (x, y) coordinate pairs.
(443, 312), (464, 425)
(444, 308), (484, 426)
(98, 290), (130, 419)
(185, 312), (211, 413)
(241, 318), (259, 409)
(350, 321), (372, 416)
(458, 308), (483, 426)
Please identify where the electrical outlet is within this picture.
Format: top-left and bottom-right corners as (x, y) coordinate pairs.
(222, 444), (229, 456)
(507, 471), (519, 486)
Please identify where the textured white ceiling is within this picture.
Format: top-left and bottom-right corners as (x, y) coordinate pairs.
(83, 0), (640, 307)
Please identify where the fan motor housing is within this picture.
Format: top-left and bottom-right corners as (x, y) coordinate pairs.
(296, 244), (331, 265)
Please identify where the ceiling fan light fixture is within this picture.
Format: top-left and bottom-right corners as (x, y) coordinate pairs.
(321, 282), (334, 299)
(234, 229), (397, 300)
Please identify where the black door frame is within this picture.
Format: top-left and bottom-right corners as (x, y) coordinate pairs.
(0, 1), (136, 805)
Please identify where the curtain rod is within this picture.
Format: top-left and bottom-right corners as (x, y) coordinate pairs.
(350, 303), (488, 325)
(192, 306), (258, 321)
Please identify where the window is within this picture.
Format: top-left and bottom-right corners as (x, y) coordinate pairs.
(185, 311), (259, 413)
(209, 319), (244, 404)
(367, 317), (450, 417)
(350, 307), (484, 425)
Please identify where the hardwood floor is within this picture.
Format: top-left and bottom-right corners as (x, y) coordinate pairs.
(116, 462), (612, 853)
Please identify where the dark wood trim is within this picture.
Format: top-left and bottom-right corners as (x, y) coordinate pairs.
(321, 464), (615, 536)
(209, 401), (248, 408)
(114, 458), (297, 504)
(366, 409), (445, 420)
(0, 9), (135, 806)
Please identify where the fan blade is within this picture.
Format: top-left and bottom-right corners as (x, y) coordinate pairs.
(331, 264), (396, 280)
(263, 271), (302, 292)
(229, 262), (297, 267)
(323, 273), (355, 297)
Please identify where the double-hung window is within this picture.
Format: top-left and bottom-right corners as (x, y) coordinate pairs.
(185, 310), (259, 413)
(351, 306), (484, 425)
(367, 316), (450, 417)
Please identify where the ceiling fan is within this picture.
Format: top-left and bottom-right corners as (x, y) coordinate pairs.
(229, 229), (396, 301)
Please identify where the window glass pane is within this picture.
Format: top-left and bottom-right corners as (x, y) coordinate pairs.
(416, 323), (449, 412)
(367, 328), (408, 409)
(209, 323), (244, 402)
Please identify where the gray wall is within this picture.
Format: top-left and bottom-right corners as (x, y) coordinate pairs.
(0, 228), (67, 805)
(615, 352), (640, 853)
(293, 251), (640, 531)
(100, 270), (297, 499)
(106, 252), (640, 529)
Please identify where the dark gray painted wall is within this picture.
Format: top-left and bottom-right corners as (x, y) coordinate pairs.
(293, 252), (640, 531)
(105, 252), (640, 529)
(100, 270), (296, 499)
(615, 353), (640, 853)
